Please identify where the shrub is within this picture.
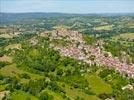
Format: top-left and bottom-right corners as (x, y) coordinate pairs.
(39, 91), (54, 100)
(19, 73), (31, 79)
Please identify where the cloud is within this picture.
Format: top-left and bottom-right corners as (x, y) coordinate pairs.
(1, 0), (134, 13)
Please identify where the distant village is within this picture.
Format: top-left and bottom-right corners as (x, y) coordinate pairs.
(41, 28), (134, 78)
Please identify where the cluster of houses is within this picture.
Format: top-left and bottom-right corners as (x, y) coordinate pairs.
(41, 28), (134, 78)
(55, 46), (86, 60)
(51, 28), (84, 43)
(88, 46), (134, 78)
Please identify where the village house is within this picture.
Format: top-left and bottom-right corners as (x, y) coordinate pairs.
(122, 84), (133, 90)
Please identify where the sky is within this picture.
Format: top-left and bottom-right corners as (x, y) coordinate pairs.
(0, 0), (134, 13)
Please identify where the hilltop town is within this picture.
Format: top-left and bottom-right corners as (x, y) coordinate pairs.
(41, 29), (134, 78)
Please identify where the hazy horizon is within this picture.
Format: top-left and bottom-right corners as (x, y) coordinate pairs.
(0, 0), (134, 14)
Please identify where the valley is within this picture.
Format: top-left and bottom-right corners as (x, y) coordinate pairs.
(0, 13), (134, 100)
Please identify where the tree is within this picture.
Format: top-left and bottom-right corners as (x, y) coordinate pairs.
(39, 91), (54, 100)
(19, 73), (31, 79)
(57, 68), (63, 76)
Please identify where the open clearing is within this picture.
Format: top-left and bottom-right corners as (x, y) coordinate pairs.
(0, 84), (7, 91)
(94, 25), (113, 31)
(0, 28), (9, 33)
(58, 82), (100, 100)
(126, 23), (134, 28)
(43, 89), (64, 100)
(0, 64), (43, 82)
(11, 90), (38, 100)
(112, 33), (134, 40)
(5, 44), (21, 50)
(0, 34), (13, 39)
(85, 74), (113, 95)
(53, 25), (70, 29)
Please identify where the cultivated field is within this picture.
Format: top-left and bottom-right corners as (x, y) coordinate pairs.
(0, 34), (13, 39)
(113, 33), (134, 40)
(5, 44), (21, 50)
(94, 25), (113, 31)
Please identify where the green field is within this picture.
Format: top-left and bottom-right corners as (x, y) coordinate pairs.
(112, 33), (134, 40)
(44, 89), (64, 100)
(0, 84), (7, 91)
(126, 23), (134, 28)
(85, 74), (113, 95)
(0, 64), (43, 82)
(94, 25), (113, 31)
(53, 25), (70, 29)
(58, 82), (100, 100)
(11, 90), (38, 100)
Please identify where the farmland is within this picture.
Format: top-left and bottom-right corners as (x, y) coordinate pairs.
(112, 33), (134, 40)
(94, 25), (113, 31)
